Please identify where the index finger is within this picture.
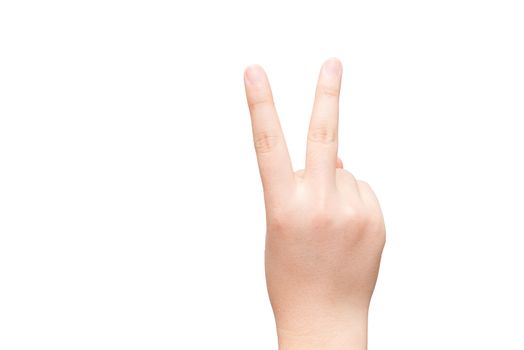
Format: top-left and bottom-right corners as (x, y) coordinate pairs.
(244, 64), (294, 200)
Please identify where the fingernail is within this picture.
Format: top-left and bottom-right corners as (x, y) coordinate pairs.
(245, 64), (264, 85)
(323, 58), (342, 76)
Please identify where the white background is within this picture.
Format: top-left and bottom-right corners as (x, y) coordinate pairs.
(1, 1), (523, 349)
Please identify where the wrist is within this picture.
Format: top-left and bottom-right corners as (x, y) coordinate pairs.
(275, 307), (369, 350)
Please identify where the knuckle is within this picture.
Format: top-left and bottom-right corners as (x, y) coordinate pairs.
(267, 208), (296, 233)
(347, 207), (386, 245)
(247, 95), (272, 110)
(310, 209), (334, 229)
(343, 206), (368, 229)
(343, 204), (384, 235)
(253, 130), (281, 154)
(307, 126), (337, 144)
(310, 198), (336, 228)
(318, 83), (340, 98)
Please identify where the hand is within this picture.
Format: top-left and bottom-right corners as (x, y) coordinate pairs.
(243, 58), (386, 350)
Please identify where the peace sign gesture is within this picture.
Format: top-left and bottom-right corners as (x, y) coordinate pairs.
(244, 58), (386, 349)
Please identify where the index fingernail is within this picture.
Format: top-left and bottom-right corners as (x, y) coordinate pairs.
(323, 58), (342, 76)
(245, 64), (264, 85)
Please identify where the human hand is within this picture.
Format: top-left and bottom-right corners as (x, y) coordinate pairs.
(243, 58), (386, 350)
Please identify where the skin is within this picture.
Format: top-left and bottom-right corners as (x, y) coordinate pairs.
(243, 58), (386, 350)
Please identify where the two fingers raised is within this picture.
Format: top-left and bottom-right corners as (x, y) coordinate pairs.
(244, 59), (343, 200)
